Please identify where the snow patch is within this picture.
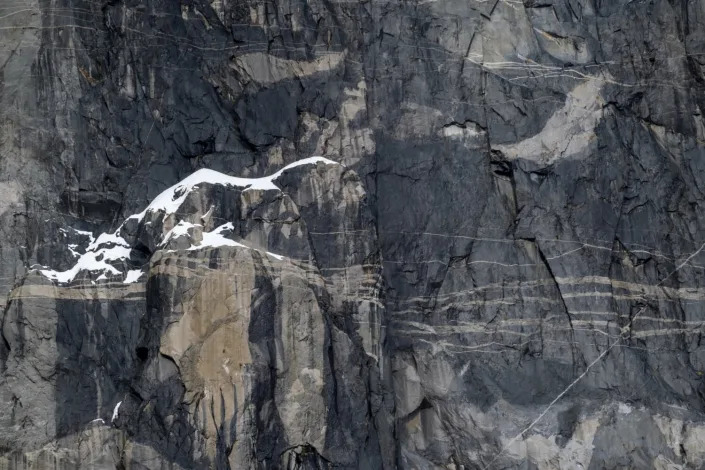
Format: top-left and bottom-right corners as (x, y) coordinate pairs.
(160, 221), (201, 247)
(71, 228), (96, 244)
(112, 401), (122, 422)
(40, 232), (132, 283)
(200, 205), (214, 223)
(129, 156), (338, 223)
(183, 223), (286, 260)
(89, 232), (128, 251)
(266, 251), (284, 260)
(40, 158), (333, 284)
(268, 156), (339, 182)
(123, 270), (144, 284)
(188, 223), (247, 251)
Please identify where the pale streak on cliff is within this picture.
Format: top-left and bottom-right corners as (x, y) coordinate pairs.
(231, 51), (345, 85)
(492, 76), (607, 165)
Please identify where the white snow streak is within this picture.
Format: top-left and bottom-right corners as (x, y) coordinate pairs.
(40, 233), (131, 283)
(185, 223), (285, 260)
(188, 223), (247, 251)
(123, 270), (144, 284)
(111, 401), (122, 422)
(160, 221), (201, 247)
(38, 158), (335, 284)
(128, 156), (338, 223)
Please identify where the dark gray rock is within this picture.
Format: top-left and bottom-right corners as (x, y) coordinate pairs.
(1, 0), (705, 468)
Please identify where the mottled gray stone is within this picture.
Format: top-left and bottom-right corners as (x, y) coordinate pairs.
(1, 0), (705, 468)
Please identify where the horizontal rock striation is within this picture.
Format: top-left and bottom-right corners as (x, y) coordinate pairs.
(1, 0), (705, 469)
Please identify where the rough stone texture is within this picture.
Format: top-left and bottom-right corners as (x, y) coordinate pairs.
(1, 0), (705, 468)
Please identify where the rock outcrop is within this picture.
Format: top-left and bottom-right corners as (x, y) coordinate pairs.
(1, 0), (705, 468)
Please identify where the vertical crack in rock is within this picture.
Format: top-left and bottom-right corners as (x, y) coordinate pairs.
(2, 0), (705, 468)
(535, 241), (576, 368)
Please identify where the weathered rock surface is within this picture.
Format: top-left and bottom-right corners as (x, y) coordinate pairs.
(1, 0), (705, 468)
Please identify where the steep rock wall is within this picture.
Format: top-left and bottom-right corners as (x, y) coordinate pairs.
(1, 0), (705, 469)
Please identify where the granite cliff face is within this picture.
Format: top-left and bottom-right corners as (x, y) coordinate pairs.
(2, 0), (705, 468)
